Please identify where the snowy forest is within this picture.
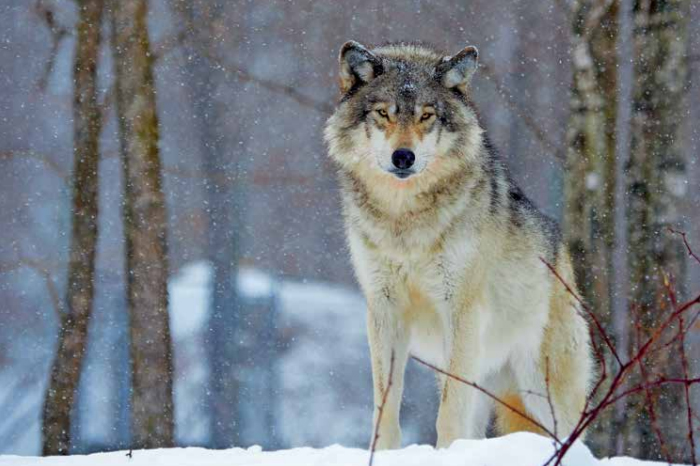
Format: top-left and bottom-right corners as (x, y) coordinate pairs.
(0, 0), (699, 465)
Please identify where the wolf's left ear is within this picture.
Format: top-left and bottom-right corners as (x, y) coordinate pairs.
(339, 41), (383, 94)
(435, 46), (479, 93)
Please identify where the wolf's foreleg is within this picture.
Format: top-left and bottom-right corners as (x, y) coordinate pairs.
(367, 302), (409, 450)
(435, 304), (482, 448)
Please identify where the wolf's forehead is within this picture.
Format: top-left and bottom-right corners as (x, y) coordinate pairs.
(399, 80), (416, 98)
(372, 64), (438, 103)
(384, 81), (438, 109)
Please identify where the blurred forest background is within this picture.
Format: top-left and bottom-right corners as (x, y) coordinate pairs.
(0, 0), (699, 462)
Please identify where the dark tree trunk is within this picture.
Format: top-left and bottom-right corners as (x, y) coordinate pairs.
(110, 0), (174, 448)
(623, 0), (690, 460)
(41, 0), (105, 455)
(563, 0), (620, 455)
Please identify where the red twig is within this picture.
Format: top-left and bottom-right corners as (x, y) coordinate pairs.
(369, 351), (395, 466)
(602, 376), (700, 408)
(662, 271), (696, 463)
(544, 358), (559, 439)
(669, 228), (700, 267)
(564, 295), (700, 464)
(631, 303), (671, 463)
(539, 254), (700, 466)
(678, 314), (697, 465)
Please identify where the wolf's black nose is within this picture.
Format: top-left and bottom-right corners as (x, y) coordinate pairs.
(392, 148), (415, 170)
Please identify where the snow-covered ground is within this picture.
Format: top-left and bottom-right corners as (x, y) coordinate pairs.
(0, 433), (680, 466)
(1, 265), (690, 464)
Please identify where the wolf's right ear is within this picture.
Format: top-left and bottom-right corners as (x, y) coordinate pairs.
(435, 46), (479, 94)
(339, 41), (383, 94)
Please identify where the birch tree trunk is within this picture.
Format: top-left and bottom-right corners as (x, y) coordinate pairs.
(111, 0), (174, 448)
(41, 0), (104, 455)
(563, 0), (619, 454)
(623, 0), (690, 460)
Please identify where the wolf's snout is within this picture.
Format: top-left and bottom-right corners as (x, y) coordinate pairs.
(392, 149), (415, 170)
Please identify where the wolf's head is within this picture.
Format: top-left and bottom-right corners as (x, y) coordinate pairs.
(325, 41), (483, 191)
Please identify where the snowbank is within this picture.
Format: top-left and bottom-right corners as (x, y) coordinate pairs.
(0, 433), (680, 466)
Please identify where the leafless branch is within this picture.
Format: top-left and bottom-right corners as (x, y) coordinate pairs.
(668, 228), (700, 267)
(602, 376), (700, 409)
(676, 312), (697, 465)
(544, 358), (559, 439)
(631, 303), (671, 463)
(0, 258), (64, 319)
(225, 61), (335, 114)
(479, 62), (565, 162)
(34, 0), (70, 91)
(538, 251), (700, 465)
(159, 10), (334, 115)
(0, 150), (68, 181)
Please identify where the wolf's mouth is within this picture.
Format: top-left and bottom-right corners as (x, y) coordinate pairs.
(389, 169), (415, 179)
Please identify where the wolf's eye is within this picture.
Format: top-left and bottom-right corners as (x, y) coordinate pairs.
(420, 112), (434, 122)
(376, 109), (389, 118)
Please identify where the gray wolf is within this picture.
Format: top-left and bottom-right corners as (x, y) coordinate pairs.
(324, 41), (593, 449)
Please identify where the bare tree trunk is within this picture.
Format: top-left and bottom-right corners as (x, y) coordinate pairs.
(41, 0), (104, 455)
(172, 1), (245, 447)
(110, 0), (174, 448)
(563, 0), (619, 454)
(623, 0), (690, 460)
(611, 0), (634, 454)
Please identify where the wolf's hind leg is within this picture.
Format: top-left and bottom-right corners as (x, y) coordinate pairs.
(494, 391), (547, 436)
(509, 312), (591, 440)
(489, 366), (542, 436)
(525, 250), (593, 439)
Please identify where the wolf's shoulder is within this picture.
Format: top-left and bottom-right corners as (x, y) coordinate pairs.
(507, 180), (563, 263)
(480, 138), (563, 261)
